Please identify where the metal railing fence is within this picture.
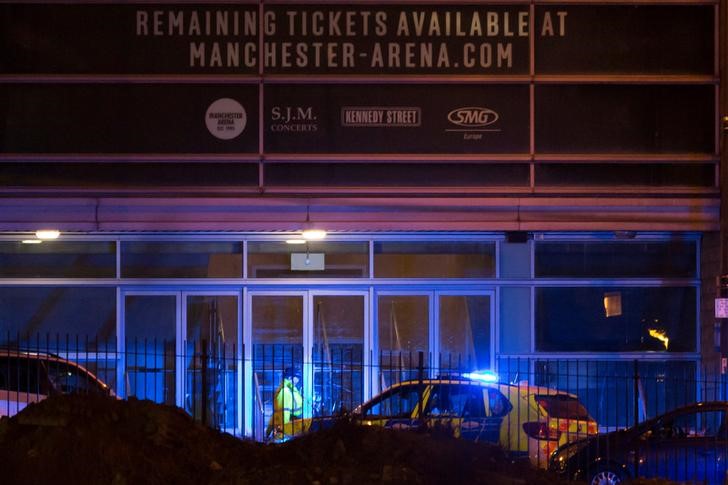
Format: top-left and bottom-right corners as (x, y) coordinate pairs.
(2, 332), (727, 482)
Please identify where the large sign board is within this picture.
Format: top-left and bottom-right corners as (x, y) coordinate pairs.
(534, 5), (714, 75)
(264, 84), (529, 154)
(0, 3), (716, 157)
(0, 3), (714, 75)
(0, 84), (259, 154)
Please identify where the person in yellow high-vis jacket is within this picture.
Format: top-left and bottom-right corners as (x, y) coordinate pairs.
(266, 367), (304, 440)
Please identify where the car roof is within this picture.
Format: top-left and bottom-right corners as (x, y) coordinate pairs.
(385, 378), (578, 398)
(641, 401), (728, 425)
(0, 349), (110, 390)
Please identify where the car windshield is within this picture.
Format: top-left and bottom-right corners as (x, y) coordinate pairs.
(362, 385), (422, 418)
(536, 394), (591, 420)
(45, 360), (107, 395)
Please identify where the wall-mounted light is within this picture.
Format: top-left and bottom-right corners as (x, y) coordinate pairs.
(285, 239), (306, 245)
(35, 229), (60, 240)
(21, 239), (43, 244)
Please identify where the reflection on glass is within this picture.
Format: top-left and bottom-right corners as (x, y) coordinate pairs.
(125, 295), (176, 406)
(185, 295), (238, 430)
(378, 295), (429, 389)
(0, 287), (116, 352)
(122, 241), (242, 278)
(252, 295), (303, 440)
(374, 242), (495, 278)
(313, 295), (364, 416)
(0, 241), (116, 278)
(247, 241), (369, 278)
(529, 360), (697, 430)
(535, 287), (696, 352)
(439, 295), (491, 372)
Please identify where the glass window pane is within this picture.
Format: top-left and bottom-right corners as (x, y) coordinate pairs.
(121, 242), (242, 278)
(0, 162), (258, 188)
(535, 163), (715, 188)
(265, 162), (530, 187)
(252, 295), (303, 440)
(0, 241), (116, 278)
(535, 241), (697, 278)
(362, 385), (420, 418)
(535, 84), (714, 154)
(247, 241), (368, 278)
(378, 295), (429, 388)
(185, 295), (238, 429)
(530, 360), (696, 430)
(0, 287), (116, 351)
(535, 287), (696, 352)
(313, 295), (364, 416)
(438, 295), (491, 372)
(374, 242), (495, 278)
(124, 295), (176, 406)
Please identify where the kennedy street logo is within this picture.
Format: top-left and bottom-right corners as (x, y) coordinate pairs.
(341, 107), (421, 127)
(446, 106), (500, 140)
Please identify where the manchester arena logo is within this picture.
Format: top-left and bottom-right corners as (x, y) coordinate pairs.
(205, 98), (247, 140)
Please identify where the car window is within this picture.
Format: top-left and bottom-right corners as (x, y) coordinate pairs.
(45, 361), (105, 395)
(535, 394), (591, 420)
(425, 385), (488, 418)
(668, 410), (726, 439)
(487, 388), (511, 418)
(0, 357), (48, 394)
(362, 385), (421, 418)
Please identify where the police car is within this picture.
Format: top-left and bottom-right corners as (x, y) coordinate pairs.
(285, 370), (597, 469)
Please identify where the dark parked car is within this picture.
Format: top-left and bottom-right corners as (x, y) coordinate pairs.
(0, 349), (113, 417)
(550, 401), (728, 485)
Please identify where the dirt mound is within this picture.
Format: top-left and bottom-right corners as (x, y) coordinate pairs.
(0, 394), (562, 485)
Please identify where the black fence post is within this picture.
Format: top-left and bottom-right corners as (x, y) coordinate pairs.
(201, 339), (208, 427)
(417, 350), (424, 422)
(633, 359), (640, 478)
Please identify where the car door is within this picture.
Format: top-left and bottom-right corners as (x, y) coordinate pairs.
(639, 408), (728, 484)
(0, 356), (49, 417)
(359, 383), (424, 430)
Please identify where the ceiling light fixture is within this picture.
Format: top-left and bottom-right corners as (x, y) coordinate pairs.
(35, 229), (60, 240)
(285, 239), (306, 245)
(21, 239), (42, 244)
(301, 203), (326, 241)
(302, 228), (327, 240)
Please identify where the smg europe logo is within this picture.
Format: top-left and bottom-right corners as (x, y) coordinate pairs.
(446, 107), (501, 140)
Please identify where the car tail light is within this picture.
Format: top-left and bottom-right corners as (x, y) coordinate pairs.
(522, 421), (561, 441)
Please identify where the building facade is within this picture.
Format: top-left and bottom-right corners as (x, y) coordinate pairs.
(0, 0), (723, 438)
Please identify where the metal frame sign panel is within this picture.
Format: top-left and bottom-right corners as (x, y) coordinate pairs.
(0, 4), (260, 75)
(0, 84), (260, 154)
(0, 3), (713, 76)
(534, 5), (714, 75)
(264, 84), (530, 154)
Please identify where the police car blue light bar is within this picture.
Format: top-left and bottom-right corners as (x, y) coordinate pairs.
(462, 370), (499, 383)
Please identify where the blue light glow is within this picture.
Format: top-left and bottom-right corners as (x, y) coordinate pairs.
(462, 370), (499, 383)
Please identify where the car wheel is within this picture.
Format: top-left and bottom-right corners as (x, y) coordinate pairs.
(589, 466), (626, 485)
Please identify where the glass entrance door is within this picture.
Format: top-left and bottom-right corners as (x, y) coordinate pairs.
(247, 290), (368, 440)
(122, 291), (241, 433)
(123, 292), (178, 406)
(182, 293), (239, 431)
(311, 292), (367, 417)
(249, 292), (305, 440)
